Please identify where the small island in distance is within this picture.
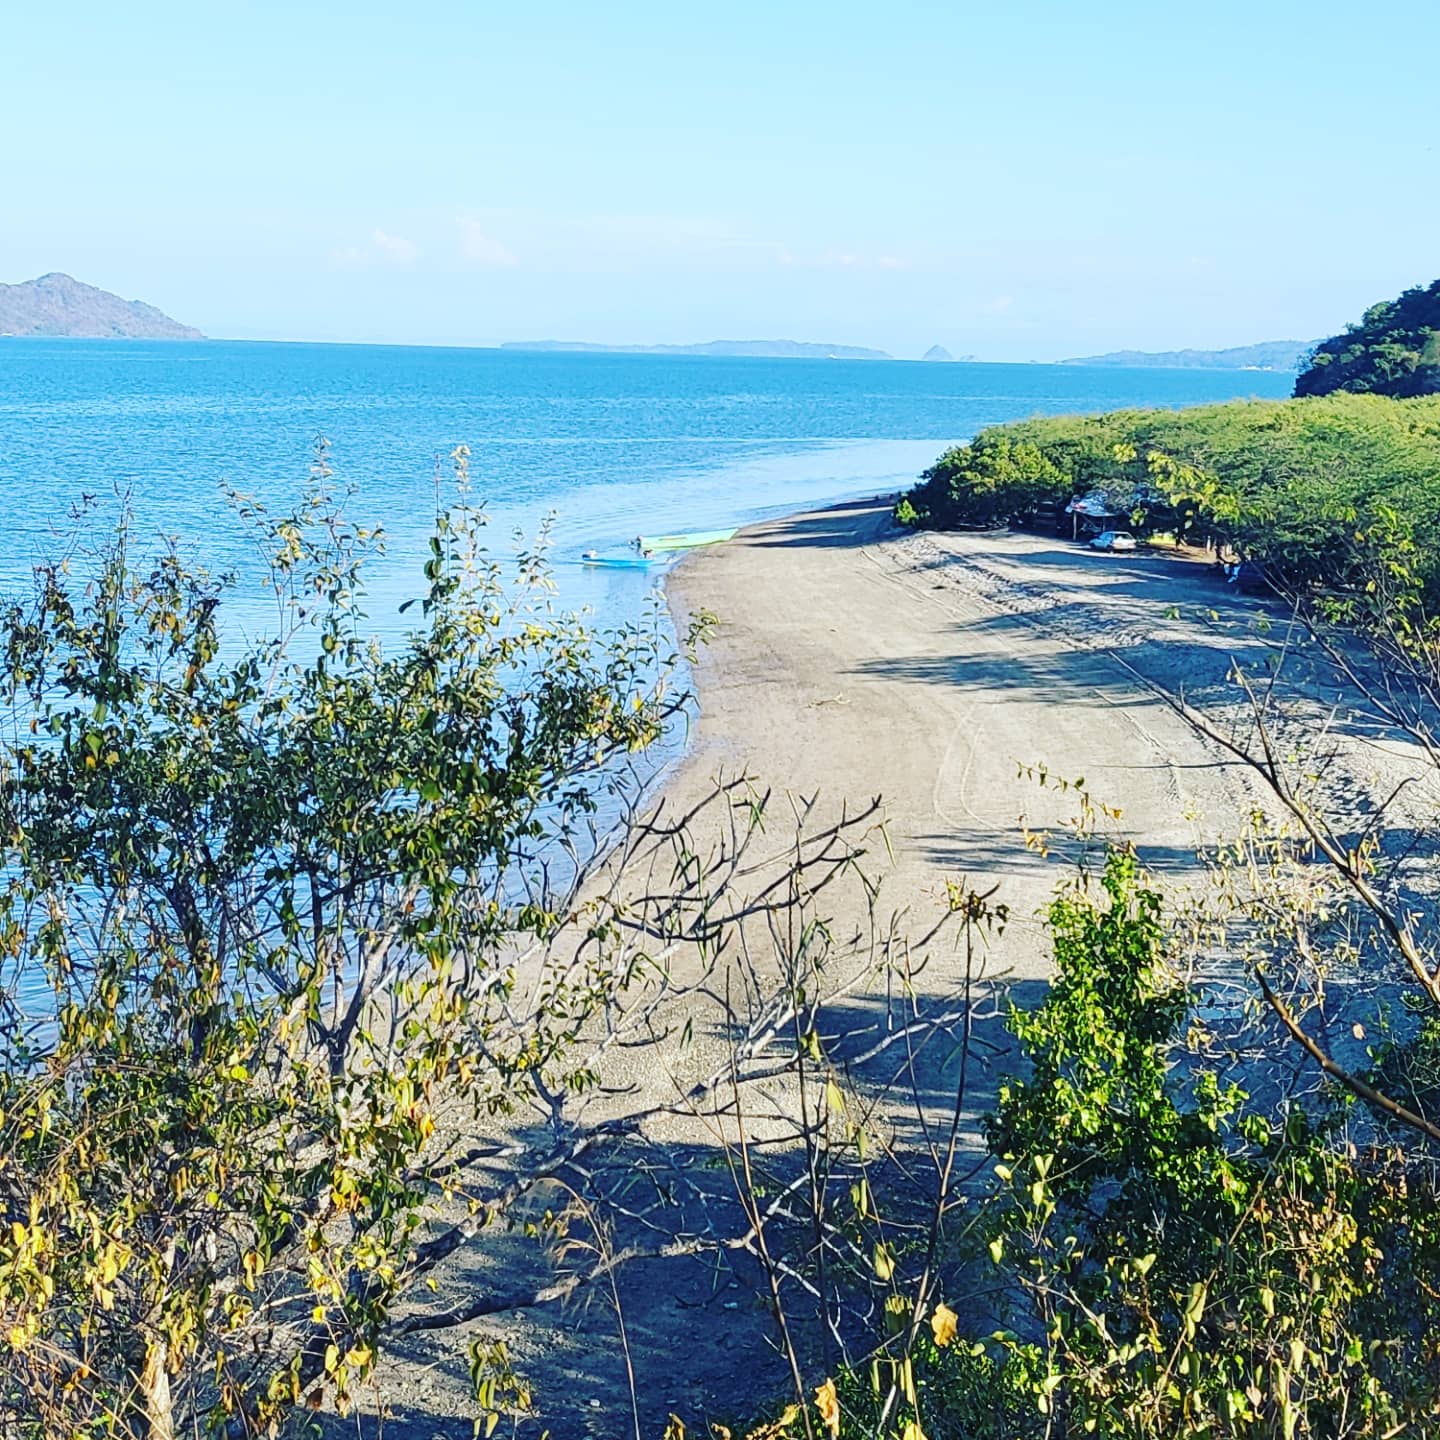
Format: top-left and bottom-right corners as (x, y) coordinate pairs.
(0, 273), (204, 340)
(1060, 339), (1312, 372)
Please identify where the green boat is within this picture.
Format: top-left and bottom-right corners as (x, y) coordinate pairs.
(636, 528), (737, 553)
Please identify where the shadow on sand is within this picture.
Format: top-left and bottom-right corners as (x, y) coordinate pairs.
(309, 975), (1048, 1440)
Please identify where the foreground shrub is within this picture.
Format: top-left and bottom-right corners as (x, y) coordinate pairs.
(981, 849), (1440, 1437)
(0, 448), (689, 1436)
(752, 850), (1440, 1440)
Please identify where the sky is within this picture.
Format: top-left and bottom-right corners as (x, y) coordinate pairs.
(3, 0), (1437, 360)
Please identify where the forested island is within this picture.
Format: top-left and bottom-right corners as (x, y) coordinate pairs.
(0, 273), (203, 339)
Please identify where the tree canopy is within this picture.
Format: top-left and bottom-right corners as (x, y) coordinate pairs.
(0, 449), (695, 1436)
(1295, 277), (1440, 398)
(897, 392), (1440, 611)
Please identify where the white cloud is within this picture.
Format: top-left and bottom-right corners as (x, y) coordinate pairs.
(331, 229), (420, 268)
(441, 208), (914, 277)
(372, 230), (419, 264)
(784, 250), (910, 272)
(457, 218), (517, 267)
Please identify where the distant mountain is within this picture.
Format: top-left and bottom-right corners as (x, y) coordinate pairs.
(921, 345), (954, 362)
(0, 273), (203, 339)
(1060, 340), (1312, 372)
(501, 338), (891, 360)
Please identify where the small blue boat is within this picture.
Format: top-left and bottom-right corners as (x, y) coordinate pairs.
(581, 550), (665, 570)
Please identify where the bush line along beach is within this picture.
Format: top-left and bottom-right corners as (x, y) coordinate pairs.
(7, 281), (1440, 1439)
(899, 394), (1440, 610)
(901, 279), (1440, 613)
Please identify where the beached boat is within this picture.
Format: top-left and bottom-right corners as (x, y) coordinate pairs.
(581, 551), (664, 570)
(635, 528), (737, 553)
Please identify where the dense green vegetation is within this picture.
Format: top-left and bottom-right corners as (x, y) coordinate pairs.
(897, 393), (1440, 609)
(984, 852), (1440, 1435)
(751, 851), (1440, 1440)
(1296, 278), (1440, 398)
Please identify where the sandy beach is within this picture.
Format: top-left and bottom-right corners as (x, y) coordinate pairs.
(348, 497), (1434, 1438)
(661, 498), (1276, 982)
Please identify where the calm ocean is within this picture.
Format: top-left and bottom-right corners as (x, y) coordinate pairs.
(0, 340), (1293, 636)
(0, 340), (1293, 1012)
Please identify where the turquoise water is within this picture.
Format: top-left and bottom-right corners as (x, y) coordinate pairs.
(0, 340), (1293, 1013)
(0, 340), (1294, 635)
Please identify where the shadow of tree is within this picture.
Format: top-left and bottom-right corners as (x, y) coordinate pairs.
(741, 501), (896, 551)
(304, 975), (1044, 1440)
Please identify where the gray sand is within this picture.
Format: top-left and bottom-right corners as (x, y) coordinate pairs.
(328, 500), (1433, 1439)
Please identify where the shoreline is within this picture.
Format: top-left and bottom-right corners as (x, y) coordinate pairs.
(656, 497), (1281, 979)
(346, 495), (1430, 1437)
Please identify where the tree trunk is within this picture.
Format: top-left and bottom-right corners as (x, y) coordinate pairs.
(138, 1339), (175, 1440)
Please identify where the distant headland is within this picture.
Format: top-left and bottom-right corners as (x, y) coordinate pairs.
(0, 273), (204, 339)
(500, 338), (891, 360)
(1060, 339), (1312, 372)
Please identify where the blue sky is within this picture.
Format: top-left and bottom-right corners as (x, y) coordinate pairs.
(3, 0), (1436, 359)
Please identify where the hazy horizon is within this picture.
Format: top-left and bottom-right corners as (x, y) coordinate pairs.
(5, 0), (1436, 361)
(0, 315), (1311, 365)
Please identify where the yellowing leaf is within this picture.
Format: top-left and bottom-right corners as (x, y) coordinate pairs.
(873, 1242), (895, 1281)
(930, 1302), (958, 1348)
(902, 1420), (926, 1440)
(814, 1377), (840, 1438)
